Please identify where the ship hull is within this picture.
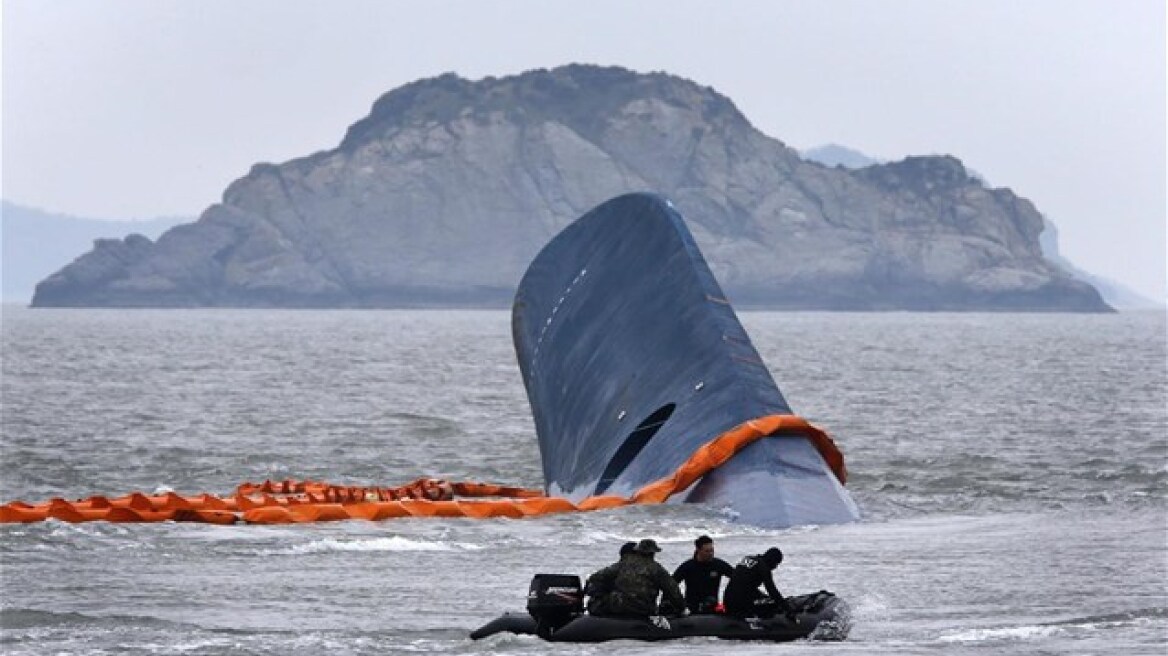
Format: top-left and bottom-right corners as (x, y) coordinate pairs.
(511, 193), (858, 526)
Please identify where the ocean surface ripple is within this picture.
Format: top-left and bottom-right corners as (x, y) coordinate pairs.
(1, 308), (1164, 655)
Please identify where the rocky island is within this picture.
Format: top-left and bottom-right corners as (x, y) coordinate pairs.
(32, 64), (1110, 311)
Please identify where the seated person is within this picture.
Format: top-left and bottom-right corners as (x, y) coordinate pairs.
(672, 535), (734, 613)
(586, 539), (685, 618)
(723, 547), (796, 620)
(584, 541), (635, 615)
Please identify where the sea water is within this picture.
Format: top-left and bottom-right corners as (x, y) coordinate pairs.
(0, 307), (1164, 655)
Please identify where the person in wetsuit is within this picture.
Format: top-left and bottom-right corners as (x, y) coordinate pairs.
(585, 539), (685, 618)
(723, 547), (797, 620)
(671, 535), (734, 614)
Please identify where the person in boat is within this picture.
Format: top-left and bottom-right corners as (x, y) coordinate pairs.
(585, 539), (685, 618)
(723, 547), (797, 620)
(672, 535), (734, 614)
(584, 541), (636, 616)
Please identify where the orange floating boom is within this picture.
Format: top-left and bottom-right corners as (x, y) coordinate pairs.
(1, 415), (845, 526)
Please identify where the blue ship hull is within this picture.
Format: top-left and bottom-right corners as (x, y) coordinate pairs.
(511, 193), (858, 527)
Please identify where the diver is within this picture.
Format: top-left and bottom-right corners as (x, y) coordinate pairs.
(585, 539), (685, 618)
(672, 535), (734, 614)
(723, 547), (797, 620)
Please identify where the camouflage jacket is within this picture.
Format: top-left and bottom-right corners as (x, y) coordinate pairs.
(585, 553), (684, 617)
(585, 558), (621, 615)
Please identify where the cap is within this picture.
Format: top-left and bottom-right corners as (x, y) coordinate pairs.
(634, 538), (662, 554)
(619, 541), (637, 556)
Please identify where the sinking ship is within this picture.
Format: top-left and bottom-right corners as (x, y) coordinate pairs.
(512, 193), (860, 527)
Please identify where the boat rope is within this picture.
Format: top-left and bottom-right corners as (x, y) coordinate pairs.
(0, 414), (845, 525)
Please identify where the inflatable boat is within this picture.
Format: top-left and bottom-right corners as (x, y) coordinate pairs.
(469, 574), (850, 643)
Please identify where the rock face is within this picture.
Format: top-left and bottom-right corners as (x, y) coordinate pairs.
(32, 65), (1110, 311)
(0, 201), (186, 303)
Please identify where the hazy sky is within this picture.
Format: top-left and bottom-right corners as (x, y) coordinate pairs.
(3, 0), (1164, 300)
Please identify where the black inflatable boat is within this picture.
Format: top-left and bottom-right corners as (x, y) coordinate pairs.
(470, 574), (851, 643)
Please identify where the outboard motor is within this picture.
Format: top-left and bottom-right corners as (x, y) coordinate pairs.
(526, 574), (583, 637)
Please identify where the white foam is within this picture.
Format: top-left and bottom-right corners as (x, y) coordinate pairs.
(939, 624), (1063, 643)
(278, 536), (484, 555)
(849, 592), (890, 620)
(579, 530), (628, 545)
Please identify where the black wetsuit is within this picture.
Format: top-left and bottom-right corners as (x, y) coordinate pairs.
(723, 554), (794, 618)
(672, 556), (734, 613)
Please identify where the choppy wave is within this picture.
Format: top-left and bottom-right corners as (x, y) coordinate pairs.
(269, 535), (486, 555)
(939, 624), (1064, 643)
(0, 607), (184, 630)
(938, 607), (1168, 643)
